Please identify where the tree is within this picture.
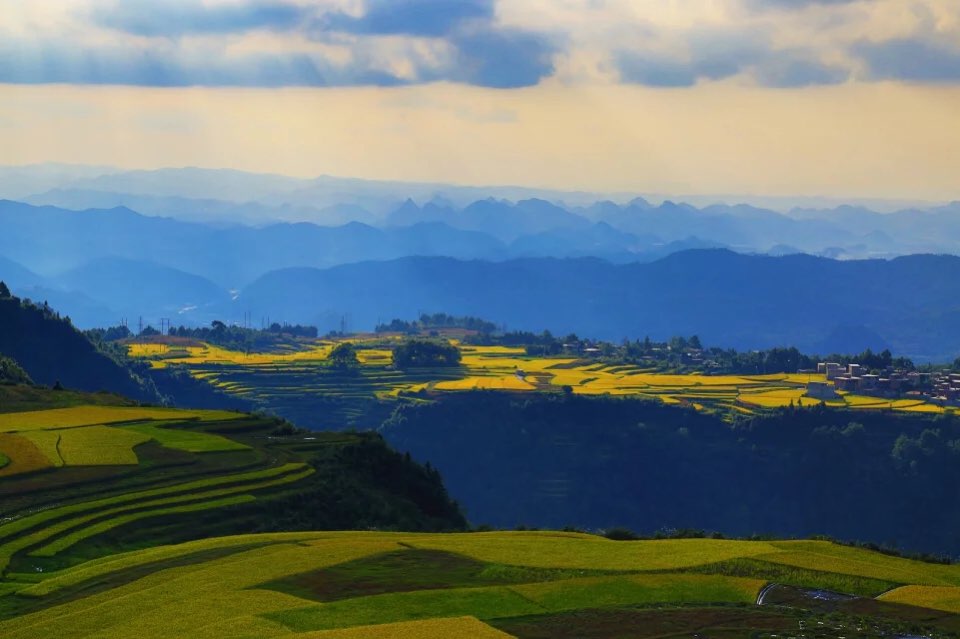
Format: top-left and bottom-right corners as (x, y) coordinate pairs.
(0, 354), (31, 385)
(0, 281), (10, 299)
(328, 342), (359, 370)
(392, 340), (461, 369)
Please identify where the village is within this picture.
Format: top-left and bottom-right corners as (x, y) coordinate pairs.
(806, 362), (960, 407)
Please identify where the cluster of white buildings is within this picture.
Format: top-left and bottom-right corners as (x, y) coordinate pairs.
(805, 362), (960, 406)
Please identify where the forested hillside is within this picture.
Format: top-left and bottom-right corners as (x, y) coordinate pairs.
(0, 285), (153, 400)
(382, 392), (960, 554)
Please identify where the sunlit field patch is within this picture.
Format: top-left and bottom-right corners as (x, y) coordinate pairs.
(54, 426), (152, 466)
(0, 406), (240, 433)
(295, 616), (514, 638)
(878, 585), (960, 613)
(122, 423), (249, 453)
(128, 342), (334, 368)
(738, 388), (813, 408)
(434, 376), (535, 391)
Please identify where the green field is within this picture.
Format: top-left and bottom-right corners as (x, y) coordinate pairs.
(121, 422), (250, 453)
(2, 531), (960, 638)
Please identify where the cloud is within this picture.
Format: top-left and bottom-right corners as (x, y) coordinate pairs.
(56, 0), (551, 88)
(0, 40), (407, 87)
(616, 54), (698, 87)
(854, 38), (960, 82)
(747, 0), (864, 8)
(1, 0), (958, 89)
(615, 30), (846, 88)
(754, 56), (849, 87)
(325, 0), (493, 37)
(447, 28), (557, 88)
(92, 0), (310, 37)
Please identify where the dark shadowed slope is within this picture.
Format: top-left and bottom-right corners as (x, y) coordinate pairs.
(0, 292), (153, 398)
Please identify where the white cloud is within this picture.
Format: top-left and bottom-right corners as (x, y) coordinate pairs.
(0, 0), (957, 87)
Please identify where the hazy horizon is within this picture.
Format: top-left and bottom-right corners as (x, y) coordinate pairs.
(0, 161), (953, 213)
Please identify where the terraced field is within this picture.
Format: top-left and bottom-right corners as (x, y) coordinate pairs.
(0, 405), (247, 477)
(128, 339), (956, 429)
(0, 405), (239, 432)
(0, 398), (337, 585)
(2, 532), (959, 638)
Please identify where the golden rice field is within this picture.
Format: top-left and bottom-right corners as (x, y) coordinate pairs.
(295, 616), (513, 638)
(0, 406), (241, 433)
(1, 531), (958, 639)
(879, 585), (960, 613)
(127, 340), (956, 417)
(51, 425), (152, 466)
(128, 342), (335, 368)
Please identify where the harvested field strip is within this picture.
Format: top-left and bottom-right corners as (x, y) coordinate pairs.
(260, 548), (624, 603)
(293, 616), (514, 638)
(17, 431), (62, 467)
(682, 557), (899, 597)
(0, 463), (308, 547)
(0, 434), (53, 478)
(6, 467), (314, 563)
(267, 573), (763, 632)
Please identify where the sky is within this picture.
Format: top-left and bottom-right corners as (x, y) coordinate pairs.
(2, 0), (960, 200)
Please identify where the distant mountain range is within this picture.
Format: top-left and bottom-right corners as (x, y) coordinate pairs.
(2, 165), (960, 361)
(234, 251), (960, 361)
(5, 164), (959, 260)
(3, 196), (960, 359)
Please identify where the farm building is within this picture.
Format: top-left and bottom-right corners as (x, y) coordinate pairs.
(818, 362), (845, 380)
(806, 381), (839, 400)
